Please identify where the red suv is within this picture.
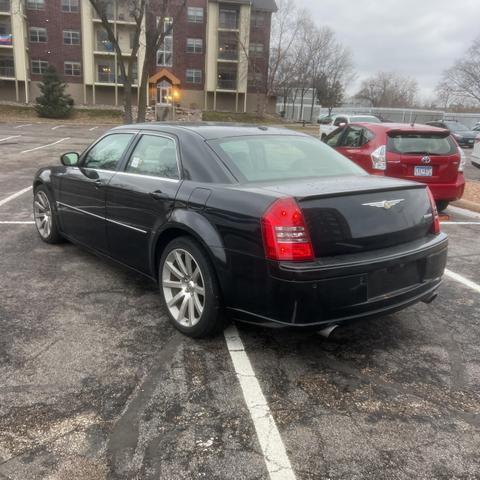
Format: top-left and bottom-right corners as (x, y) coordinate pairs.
(324, 123), (466, 211)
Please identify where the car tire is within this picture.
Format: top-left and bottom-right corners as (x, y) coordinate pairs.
(159, 236), (223, 338)
(436, 200), (450, 213)
(33, 185), (63, 244)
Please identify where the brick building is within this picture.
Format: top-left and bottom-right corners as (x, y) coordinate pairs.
(0, 0), (277, 112)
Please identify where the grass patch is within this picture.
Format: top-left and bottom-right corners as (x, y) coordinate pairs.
(202, 111), (283, 124)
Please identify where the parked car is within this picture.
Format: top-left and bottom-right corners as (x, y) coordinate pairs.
(319, 114), (381, 139)
(473, 124), (480, 132)
(323, 122), (465, 212)
(33, 124), (447, 338)
(426, 120), (478, 148)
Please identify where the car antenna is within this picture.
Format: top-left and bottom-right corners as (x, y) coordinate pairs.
(411, 114), (417, 127)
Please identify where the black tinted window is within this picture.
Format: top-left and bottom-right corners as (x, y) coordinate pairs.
(387, 133), (458, 155)
(209, 135), (366, 182)
(334, 117), (347, 126)
(84, 133), (133, 170)
(325, 129), (344, 147)
(126, 135), (179, 179)
(340, 126), (363, 147)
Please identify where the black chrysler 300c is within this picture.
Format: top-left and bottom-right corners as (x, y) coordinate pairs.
(32, 124), (448, 337)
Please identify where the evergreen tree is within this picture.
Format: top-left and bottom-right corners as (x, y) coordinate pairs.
(35, 66), (73, 118)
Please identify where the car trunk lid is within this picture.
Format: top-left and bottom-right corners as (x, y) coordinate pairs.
(257, 176), (433, 257)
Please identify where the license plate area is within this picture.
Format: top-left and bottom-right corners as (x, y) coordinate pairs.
(414, 166), (433, 177)
(368, 261), (422, 299)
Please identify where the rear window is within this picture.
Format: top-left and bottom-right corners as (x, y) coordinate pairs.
(387, 133), (458, 156)
(208, 135), (367, 182)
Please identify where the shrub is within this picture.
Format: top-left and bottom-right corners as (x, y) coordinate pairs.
(35, 66), (73, 118)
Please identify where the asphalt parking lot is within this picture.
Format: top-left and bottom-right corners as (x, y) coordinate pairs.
(0, 122), (479, 480)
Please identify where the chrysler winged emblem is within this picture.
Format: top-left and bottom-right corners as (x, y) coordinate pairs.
(362, 199), (405, 210)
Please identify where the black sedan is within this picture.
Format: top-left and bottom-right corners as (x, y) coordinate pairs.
(33, 124), (448, 337)
(426, 120), (478, 148)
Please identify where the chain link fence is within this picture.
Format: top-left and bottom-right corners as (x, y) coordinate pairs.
(277, 103), (480, 128)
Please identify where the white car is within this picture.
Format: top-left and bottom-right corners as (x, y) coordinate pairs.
(319, 114), (382, 139)
(473, 133), (480, 164)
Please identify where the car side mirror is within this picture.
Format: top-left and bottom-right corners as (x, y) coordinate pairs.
(61, 152), (79, 166)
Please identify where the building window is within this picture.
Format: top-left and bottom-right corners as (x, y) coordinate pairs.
(248, 71), (263, 87)
(186, 38), (203, 54)
(186, 69), (202, 84)
(26, 0), (44, 10)
(249, 43), (264, 58)
(63, 30), (80, 45)
(251, 11), (265, 28)
(96, 29), (113, 52)
(219, 7), (238, 29)
(31, 59), (48, 75)
(29, 27), (47, 43)
(61, 0), (79, 13)
(187, 7), (203, 23)
(218, 31), (238, 61)
(156, 18), (173, 67)
(64, 61), (81, 76)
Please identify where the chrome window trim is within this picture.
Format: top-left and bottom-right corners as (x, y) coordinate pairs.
(124, 132), (182, 181)
(57, 201), (148, 234)
(115, 171), (180, 183)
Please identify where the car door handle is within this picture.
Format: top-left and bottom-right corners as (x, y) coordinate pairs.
(94, 179), (106, 188)
(149, 190), (169, 200)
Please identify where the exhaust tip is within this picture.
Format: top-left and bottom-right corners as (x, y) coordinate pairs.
(422, 293), (438, 305)
(317, 325), (339, 339)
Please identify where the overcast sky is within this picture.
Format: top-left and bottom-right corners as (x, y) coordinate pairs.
(296, 0), (480, 100)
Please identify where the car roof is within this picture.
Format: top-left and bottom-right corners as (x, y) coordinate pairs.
(351, 122), (449, 133)
(111, 122), (306, 140)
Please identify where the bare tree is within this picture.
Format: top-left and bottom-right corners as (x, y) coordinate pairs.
(88, 0), (185, 123)
(356, 71), (418, 108)
(438, 37), (480, 107)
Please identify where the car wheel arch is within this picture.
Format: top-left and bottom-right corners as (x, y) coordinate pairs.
(151, 221), (227, 289)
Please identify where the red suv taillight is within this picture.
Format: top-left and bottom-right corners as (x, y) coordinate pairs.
(426, 187), (441, 234)
(261, 197), (314, 261)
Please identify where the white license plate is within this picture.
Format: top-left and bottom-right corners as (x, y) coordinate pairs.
(414, 166), (433, 177)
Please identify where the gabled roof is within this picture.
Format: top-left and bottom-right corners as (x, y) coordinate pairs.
(148, 69), (181, 86)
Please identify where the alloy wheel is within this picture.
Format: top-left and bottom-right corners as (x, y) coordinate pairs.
(162, 248), (206, 327)
(34, 191), (52, 239)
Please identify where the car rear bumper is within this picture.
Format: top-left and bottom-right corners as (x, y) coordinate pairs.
(226, 234), (448, 328)
(428, 175), (465, 202)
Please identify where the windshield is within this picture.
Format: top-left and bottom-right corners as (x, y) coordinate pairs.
(350, 116), (381, 123)
(445, 122), (469, 132)
(387, 133), (458, 156)
(208, 135), (367, 182)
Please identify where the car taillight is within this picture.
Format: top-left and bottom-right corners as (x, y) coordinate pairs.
(426, 187), (440, 235)
(371, 145), (387, 170)
(458, 147), (466, 172)
(261, 197), (314, 262)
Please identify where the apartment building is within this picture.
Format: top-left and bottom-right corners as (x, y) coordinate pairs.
(0, 0), (277, 112)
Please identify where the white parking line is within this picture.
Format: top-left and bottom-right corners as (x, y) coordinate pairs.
(21, 137), (70, 154)
(14, 124), (32, 129)
(447, 206), (480, 219)
(89, 126), (98, 131)
(0, 135), (20, 142)
(0, 187), (32, 207)
(51, 125), (64, 130)
(224, 325), (296, 480)
(441, 222), (480, 225)
(0, 221), (34, 224)
(445, 269), (480, 294)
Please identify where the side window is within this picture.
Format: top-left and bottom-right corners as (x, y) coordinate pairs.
(325, 128), (344, 148)
(125, 134), (179, 179)
(340, 126), (364, 148)
(84, 133), (134, 171)
(334, 117), (347, 127)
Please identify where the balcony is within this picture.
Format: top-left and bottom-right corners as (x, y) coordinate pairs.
(218, 7), (239, 30)
(0, 0), (10, 14)
(0, 55), (14, 77)
(218, 32), (238, 61)
(92, 3), (136, 24)
(96, 62), (137, 85)
(217, 65), (237, 90)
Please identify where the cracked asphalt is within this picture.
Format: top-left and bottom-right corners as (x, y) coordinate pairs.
(0, 122), (479, 480)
